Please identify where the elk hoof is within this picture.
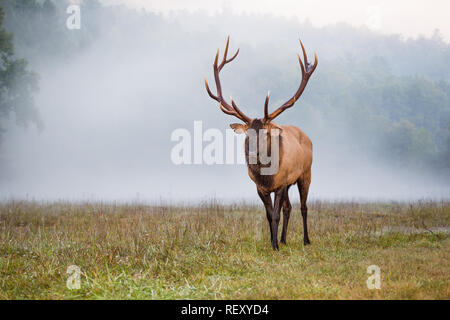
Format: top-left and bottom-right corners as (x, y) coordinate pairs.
(280, 238), (287, 244)
(272, 243), (279, 251)
(304, 239), (311, 245)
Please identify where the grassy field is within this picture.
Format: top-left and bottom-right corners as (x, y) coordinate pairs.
(0, 199), (449, 299)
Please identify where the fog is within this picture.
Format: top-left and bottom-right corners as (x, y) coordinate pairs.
(0, 2), (449, 202)
(106, 0), (450, 43)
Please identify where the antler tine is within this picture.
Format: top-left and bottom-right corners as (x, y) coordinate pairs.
(225, 48), (239, 64)
(266, 40), (318, 121)
(300, 40), (308, 66)
(219, 36), (240, 71)
(311, 51), (318, 71)
(231, 97), (251, 123)
(224, 36), (230, 60)
(204, 37), (251, 123)
(264, 91), (270, 121)
(219, 103), (238, 116)
(219, 36), (230, 70)
(212, 48), (226, 108)
(218, 99), (249, 122)
(298, 53), (306, 78)
(204, 77), (217, 100)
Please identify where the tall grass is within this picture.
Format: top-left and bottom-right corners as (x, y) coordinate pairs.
(0, 200), (448, 299)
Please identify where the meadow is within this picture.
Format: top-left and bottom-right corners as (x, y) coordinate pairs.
(0, 199), (448, 299)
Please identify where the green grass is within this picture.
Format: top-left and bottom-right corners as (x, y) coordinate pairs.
(0, 200), (449, 299)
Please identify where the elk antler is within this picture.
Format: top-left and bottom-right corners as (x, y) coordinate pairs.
(264, 40), (318, 122)
(204, 37), (251, 123)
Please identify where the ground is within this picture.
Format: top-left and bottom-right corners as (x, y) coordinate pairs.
(0, 200), (449, 299)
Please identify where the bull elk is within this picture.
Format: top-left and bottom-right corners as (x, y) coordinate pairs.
(204, 37), (318, 250)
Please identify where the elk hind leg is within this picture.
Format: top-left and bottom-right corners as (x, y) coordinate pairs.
(280, 187), (292, 244)
(297, 174), (311, 245)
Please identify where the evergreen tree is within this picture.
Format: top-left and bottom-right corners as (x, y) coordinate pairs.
(0, 5), (40, 139)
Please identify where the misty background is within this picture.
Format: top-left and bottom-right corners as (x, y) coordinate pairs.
(0, 0), (449, 202)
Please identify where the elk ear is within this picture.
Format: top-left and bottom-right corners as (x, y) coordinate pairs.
(230, 123), (247, 134)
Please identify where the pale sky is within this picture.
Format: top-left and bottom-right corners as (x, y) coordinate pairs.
(101, 0), (450, 42)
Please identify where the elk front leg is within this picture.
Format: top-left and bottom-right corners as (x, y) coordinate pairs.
(270, 188), (285, 250)
(257, 187), (274, 245)
(280, 187), (292, 244)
